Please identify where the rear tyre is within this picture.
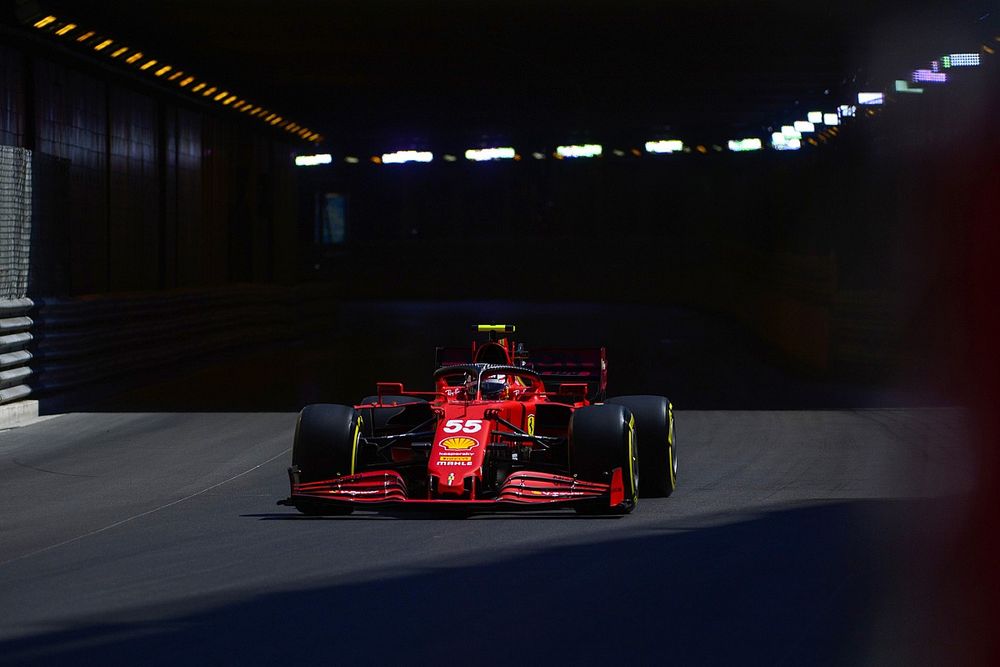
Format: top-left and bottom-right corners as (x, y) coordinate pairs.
(291, 403), (361, 516)
(569, 404), (638, 514)
(606, 396), (676, 497)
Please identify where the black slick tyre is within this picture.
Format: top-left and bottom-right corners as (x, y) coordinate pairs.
(606, 395), (676, 498)
(569, 404), (638, 514)
(291, 403), (361, 515)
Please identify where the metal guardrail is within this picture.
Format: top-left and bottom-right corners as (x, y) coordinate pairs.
(0, 297), (34, 405)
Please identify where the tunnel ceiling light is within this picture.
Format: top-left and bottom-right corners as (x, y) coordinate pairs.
(727, 138), (762, 152)
(895, 80), (924, 94)
(806, 111), (823, 123)
(781, 125), (802, 140)
(345, 156), (360, 164)
(823, 113), (839, 125)
(644, 139), (683, 154)
(465, 147), (515, 161)
(838, 104), (856, 117)
(294, 153), (332, 166)
(912, 69), (947, 83)
(531, 152), (545, 160)
(774, 138), (801, 151)
(382, 150), (433, 164)
(24, 11), (321, 144)
(857, 92), (884, 105)
(793, 120), (815, 133)
(442, 154), (458, 162)
(945, 53), (980, 67)
(556, 144), (602, 158)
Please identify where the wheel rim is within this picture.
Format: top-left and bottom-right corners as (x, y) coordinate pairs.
(668, 403), (677, 487)
(627, 416), (638, 500)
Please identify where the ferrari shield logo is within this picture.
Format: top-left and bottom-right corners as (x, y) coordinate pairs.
(439, 436), (479, 451)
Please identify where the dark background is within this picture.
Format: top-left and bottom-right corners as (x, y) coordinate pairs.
(1, 1), (999, 663)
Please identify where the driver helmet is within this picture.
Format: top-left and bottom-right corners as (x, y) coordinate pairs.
(480, 374), (507, 400)
(464, 373), (507, 400)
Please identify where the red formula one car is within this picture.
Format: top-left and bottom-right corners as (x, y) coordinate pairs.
(280, 325), (677, 515)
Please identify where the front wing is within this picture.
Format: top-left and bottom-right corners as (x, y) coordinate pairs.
(279, 468), (627, 512)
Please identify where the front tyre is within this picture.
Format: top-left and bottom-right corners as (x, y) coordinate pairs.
(606, 395), (676, 497)
(569, 404), (638, 514)
(291, 404), (361, 515)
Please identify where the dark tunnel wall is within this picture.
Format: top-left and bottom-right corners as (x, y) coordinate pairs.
(0, 41), (298, 296)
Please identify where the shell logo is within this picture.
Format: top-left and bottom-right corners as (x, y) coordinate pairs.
(439, 437), (479, 451)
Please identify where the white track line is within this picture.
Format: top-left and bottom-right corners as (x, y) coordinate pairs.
(0, 447), (291, 569)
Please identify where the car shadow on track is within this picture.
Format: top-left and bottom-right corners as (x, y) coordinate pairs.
(0, 499), (970, 667)
(242, 511), (622, 521)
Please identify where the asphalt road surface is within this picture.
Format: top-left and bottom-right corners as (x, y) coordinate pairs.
(0, 407), (974, 666)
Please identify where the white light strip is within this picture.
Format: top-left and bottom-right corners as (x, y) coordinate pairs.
(465, 147), (516, 161)
(857, 92), (884, 105)
(556, 144), (602, 158)
(807, 111), (823, 124)
(727, 138), (762, 152)
(838, 105), (856, 117)
(793, 120), (815, 133)
(781, 125), (802, 140)
(773, 138), (801, 151)
(382, 150), (433, 164)
(644, 139), (684, 154)
(294, 153), (332, 166)
(823, 113), (839, 126)
(946, 53), (980, 67)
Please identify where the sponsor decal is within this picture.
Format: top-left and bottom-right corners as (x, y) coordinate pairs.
(439, 436), (479, 451)
(439, 455), (472, 462)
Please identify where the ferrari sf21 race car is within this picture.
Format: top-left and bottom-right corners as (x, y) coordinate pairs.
(279, 325), (677, 515)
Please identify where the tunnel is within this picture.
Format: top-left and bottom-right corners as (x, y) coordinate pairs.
(0, 1), (998, 665)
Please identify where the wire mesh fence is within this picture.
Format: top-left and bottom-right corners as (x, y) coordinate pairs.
(0, 146), (31, 300)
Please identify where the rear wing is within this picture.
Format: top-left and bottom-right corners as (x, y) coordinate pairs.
(435, 346), (607, 401)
